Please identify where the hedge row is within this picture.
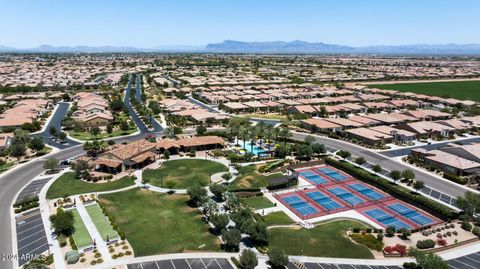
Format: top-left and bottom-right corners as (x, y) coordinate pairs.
(325, 157), (458, 220)
(98, 202), (126, 240)
(443, 172), (467, 185)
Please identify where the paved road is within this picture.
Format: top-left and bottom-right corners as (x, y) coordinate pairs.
(292, 132), (469, 199)
(33, 102), (80, 149)
(379, 136), (480, 157)
(0, 78), (157, 269)
(135, 74), (142, 103)
(125, 79), (149, 134)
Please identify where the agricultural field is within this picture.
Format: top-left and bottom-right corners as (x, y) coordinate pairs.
(368, 80), (480, 102)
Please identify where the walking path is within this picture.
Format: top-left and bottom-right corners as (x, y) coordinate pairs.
(75, 197), (112, 263)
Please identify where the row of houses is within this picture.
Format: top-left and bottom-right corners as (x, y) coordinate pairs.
(411, 143), (480, 176)
(72, 92), (113, 128)
(159, 98), (230, 124)
(303, 114), (480, 146)
(0, 99), (50, 129)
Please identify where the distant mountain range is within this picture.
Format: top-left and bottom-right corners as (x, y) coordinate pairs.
(205, 40), (480, 55)
(2, 41), (480, 54)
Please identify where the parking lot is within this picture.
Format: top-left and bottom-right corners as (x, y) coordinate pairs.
(15, 177), (51, 203)
(15, 209), (49, 266)
(448, 251), (480, 269)
(127, 258), (235, 269)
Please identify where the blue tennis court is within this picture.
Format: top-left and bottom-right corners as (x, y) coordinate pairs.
(317, 167), (348, 181)
(300, 171), (329, 185)
(328, 187), (364, 206)
(364, 208), (412, 230)
(387, 203), (434, 226)
(282, 195), (319, 216)
(305, 191), (343, 211)
(348, 183), (385, 200)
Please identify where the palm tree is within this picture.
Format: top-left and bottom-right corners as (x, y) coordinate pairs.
(239, 126), (250, 150)
(278, 128), (292, 146)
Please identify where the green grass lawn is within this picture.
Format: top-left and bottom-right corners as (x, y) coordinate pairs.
(99, 189), (220, 256)
(369, 80), (480, 102)
(229, 164), (283, 191)
(261, 211), (295, 226)
(71, 209), (93, 248)
(143, 159), (228, 188)
(242, 196), (274, 209)
(267, 220), (373, 259)
(68, 128), (137, 141)
(242, 113), (288, 121)
(0, 162), (14, 175)
(85, 204), (118, 241)
(46, 172), (136, 199)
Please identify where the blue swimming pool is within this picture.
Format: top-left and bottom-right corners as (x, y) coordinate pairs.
(364, 208), (412, 230)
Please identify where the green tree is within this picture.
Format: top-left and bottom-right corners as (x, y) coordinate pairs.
(389, 170), (402, 183)
(355, 157), (366, 165)
(29, 136), (45, 152)
(43, 158), (59, 171)
(49, 126), (57, 137)
(196, 124), (207, 135)
(91, 127), (101, 138)
(50, 209), (74, 236)
(222, 228), (241, 251)
(456, 192), (480, 221)
(106, 124), (113, 134)
(413, 181), (425, 193)
(409, 247), (450, 269)
(312, 143), (325, 155)
(10, 143), (26, 160)
(268, 247), (289, 268)
(246, 221), (268, 245)
(187, 184), (208, 207)
(72, 160), (90, 178)
(239, 249), (258, 269)
(120, 121), (130, 131)
(399, 227), (411, 239)
(304, 135), (315, 145)
(372, 164), (382, 173)
(210, 213), (229, 233)
(402, 169), (415, 181)
(58, 132), (67, 141)
(336, 150), (351, 160)
(210, 184), (227, 201)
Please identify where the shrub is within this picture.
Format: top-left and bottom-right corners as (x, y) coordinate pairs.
(125, 251), (132, 255)
(94, 252), (101, 258)
(80, 258), (86, 263)
(416, 239), (436, 249)
(443, 172), (466, 185)
(461, 221), (472, 231)
(472, 226), (480, 237)
(386, 226), (396, 237)
(65, 250), (79, 264)
(403, 262), (419, 269)
(437, 239), (447, 246)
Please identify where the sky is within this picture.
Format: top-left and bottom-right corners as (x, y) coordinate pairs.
(1, 0), (479, 48)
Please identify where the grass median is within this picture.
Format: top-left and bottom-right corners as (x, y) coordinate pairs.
(46, 172), (136, 199)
